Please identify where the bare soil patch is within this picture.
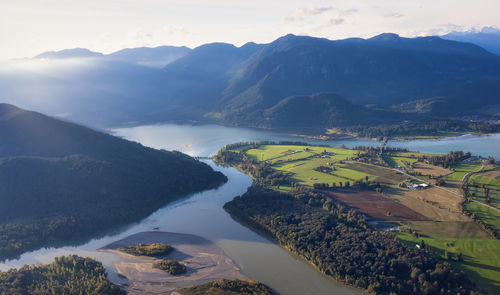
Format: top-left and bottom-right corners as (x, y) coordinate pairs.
(383, 186), (470, 222)
(412, 162), (453, 177)
(481, 169), (500, 179)
(343, 162), (407, 185)
(324, 190), (429, 221)
(408, 221), (490, 238)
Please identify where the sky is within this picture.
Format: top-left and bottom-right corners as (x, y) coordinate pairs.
(1, 0), (499, 60)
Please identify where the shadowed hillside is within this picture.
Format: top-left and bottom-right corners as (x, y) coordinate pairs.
(0, 104), (227, 260)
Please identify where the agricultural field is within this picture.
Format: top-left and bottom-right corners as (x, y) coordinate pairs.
(245, 145), (358, 164)
(397, 227), (500, 294)
(412, 162), (453, 177)
(245, 145), (368, 187)
(383, 155), (418, 168)
(393, 151), (434, 158)
(468, 170), (500, 209)
(442, 162), (482, 183)
(466, 201), (500, 234)
(324, 190), (429, 221)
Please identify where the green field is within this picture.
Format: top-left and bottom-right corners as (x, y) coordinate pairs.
(441, 162), (482, 183)
(245, 145), (358, 163)
(393, 151), (434, 158)
(466, 202), (500, 234)
(468, 174), (500, 209)
(397, 232), (500, 294)
(383, 155), (418, 168)
(244, 145), (373, 187)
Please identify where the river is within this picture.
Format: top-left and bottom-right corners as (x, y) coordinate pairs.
(1, 124), (500, 295)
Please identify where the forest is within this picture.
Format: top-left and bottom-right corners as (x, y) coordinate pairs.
(178, 279), (275, 295)
(0, 255), (124, 295)
(152, 259), (187, 275)
(120, 243), (173, 257)
(224, 186), (486, 295)
(337, 120), (500, 139)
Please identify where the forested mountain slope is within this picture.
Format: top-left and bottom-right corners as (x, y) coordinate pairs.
(0, 104), (227, 260)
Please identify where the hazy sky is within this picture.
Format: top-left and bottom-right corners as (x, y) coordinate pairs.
(1, 0), (499, 60)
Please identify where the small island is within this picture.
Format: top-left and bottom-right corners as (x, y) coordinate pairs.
(99, 231), (247, 294)
(120, 242), (173, 257)
(153, 259), (187, 275)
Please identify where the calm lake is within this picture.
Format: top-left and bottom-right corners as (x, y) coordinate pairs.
(2, 124), (500, 295)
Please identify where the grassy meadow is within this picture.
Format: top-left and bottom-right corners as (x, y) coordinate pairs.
(397, 230), (500, 294)
(442, 162), (482, 182)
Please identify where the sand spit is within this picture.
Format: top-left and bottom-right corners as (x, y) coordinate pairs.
(100, 231), (247, 295)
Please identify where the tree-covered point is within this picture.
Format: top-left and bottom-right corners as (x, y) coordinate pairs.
(224, 186), (486, 295)
(0, 255), (125, 295)
(120, 243), (173, 257)
(178, 279), (275, 295)
(0, 104), (227, 260)
(152, 259), (186, 275)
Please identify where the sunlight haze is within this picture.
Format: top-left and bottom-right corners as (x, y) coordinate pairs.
(1, 0), (499, 59)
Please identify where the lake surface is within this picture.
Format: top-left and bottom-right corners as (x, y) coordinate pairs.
(2, 124), (499, 295)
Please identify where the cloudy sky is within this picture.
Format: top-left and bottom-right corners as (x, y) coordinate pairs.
(1, 0), (499, 60)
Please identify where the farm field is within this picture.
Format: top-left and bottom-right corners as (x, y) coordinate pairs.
(442, 162), (482, 182)
(342, 162), (406, 185)
(383, 186), (469, 221)
(245, 145), (358, 164)
(405, 221), (490, 238)
(397, 232), (500, 294)
(466, 201), (500, 234)
(383, 155), (418, 168)
(324, 189), (429, 221)
(468, 170), (500, 209)
(412, 162), (453, 177)
(245, 145), (368, 187)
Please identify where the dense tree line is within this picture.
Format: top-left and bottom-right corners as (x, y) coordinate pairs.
(214, 150), (291, 186)
(419, 151), (471, 168)
(120, 243), (173, 257)
(152, 259), (186, 275)
(340, 120), (500, 139)
(218, 141), (328, 153)
(178, 279), (275, 295)
(0, 255), (124, 295)
(224, 186), (485, 295)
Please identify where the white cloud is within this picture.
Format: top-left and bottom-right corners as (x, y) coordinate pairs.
(384, 12), (404, 18)
(340, 8), (359, 16)
(162, 25), (190, 35)
(284, 6), (335, 23)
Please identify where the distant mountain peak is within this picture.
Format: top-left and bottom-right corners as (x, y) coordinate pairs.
(34, 48), (103, 59)
(369, 33), (401, 41)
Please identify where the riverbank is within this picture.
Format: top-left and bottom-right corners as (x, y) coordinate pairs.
(99, 231), (247, 295)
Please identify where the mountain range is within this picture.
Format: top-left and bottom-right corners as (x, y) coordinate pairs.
(2, 32), (500, 134)
(443, 27), (500, 56)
